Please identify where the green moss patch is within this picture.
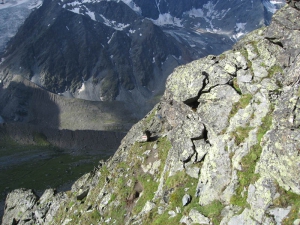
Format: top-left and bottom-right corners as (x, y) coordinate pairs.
(232, 78), (242, 95)
(33, 132), (50, 146)
(230, 104), (274, 208)
(227, 94), (252, 125)
(231, 126), (254, 146)
(267, 64), (283, 78)
(273, 185), (300, 225)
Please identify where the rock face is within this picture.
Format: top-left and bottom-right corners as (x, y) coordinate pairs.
(2, 3), (300, 225)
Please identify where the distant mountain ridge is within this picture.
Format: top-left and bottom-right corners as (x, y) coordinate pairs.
(0, 0), (284, 123)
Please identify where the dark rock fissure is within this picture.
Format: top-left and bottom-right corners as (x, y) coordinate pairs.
(184, 71), (209, 110)
(265, 37), (284, 48)
(184, 124), (210, 165)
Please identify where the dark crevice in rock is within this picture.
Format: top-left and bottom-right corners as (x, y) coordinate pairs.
(184, 71), (209, 110)
(190, 141), (198, 165)
(202, 124), (211, 145)
(265, 37), (284, 48)
(12, 218), (19, 225)
(183, 145), (196, 165)
(185, 124), (210, 165)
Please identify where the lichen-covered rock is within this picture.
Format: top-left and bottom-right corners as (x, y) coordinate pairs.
(2, 189), (38, 225)
(257, 128), (300, 194)
(182, 194), (191, 206)
(197, 85), (240, 134)
(2, 188), (67, 225)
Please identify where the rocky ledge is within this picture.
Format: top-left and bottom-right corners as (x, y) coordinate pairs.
(2, 3), (300, 225)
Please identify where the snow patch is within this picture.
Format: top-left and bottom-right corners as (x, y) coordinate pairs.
(186, 8), (204, 18)
(151, 13), (183, 27)
(235, 22), (246, 32)
(107, 32), (115, 44)
(233, 22), (247, 40)
(185, 1), (231, 33)
(86, 9), (95, 21)
(100, 14), (130, 30)
(120, 0), (141, 14)
(70, 7), (80, 14)
(262, 0), (277, 13)
(78, 82), (86, 94)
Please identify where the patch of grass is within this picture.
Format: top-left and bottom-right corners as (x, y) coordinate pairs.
(141, 171), (198, 225)
(144, 109), (157, 125)
(90, 209), (101, 221)
(233, 78), (242, 95)
(230, 104), (274, 208)
(156, 137), (172, 173)
(231, 126), (254, 146)
(239, 47), (254, 75)
(148, 211), (182, 225)
(260, 62), (267, 68)
(133, 174), (159, 214)
(267, 64), (283, 78)
(0, 152), (99, 194)
(273, 185), (300, 225)
(250, 41), (259, 55)
(230, 142), (261, 207)
(229, 94), (252, 120)
(218, 54), (226, 61)
(196, 200), (224, 224)
(33, 132), (50, 146)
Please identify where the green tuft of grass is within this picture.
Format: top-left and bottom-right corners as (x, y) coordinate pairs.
(230, 104), (274, 208)
(33, 132), (50, 146)
(144, 109), (157, 125)
(229, 94), (252, 120)
(233, 78), (242, 95)
(267, 64), (283, 78)
(273, 186), (300, 225)
(231, 126), (254, 146)
(133, 174), (159, 214)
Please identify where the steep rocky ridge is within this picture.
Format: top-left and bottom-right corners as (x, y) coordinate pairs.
(2, 3), (300, 225)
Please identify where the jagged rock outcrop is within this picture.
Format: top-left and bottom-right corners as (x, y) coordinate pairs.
(2, 3), (300, 225)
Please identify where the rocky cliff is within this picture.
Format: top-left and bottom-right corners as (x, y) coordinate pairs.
(2, 3), (300, 225)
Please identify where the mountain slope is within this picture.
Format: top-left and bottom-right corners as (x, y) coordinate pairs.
(0, 0), (201, 117)
(2, 3), (300, 225)
(0, 0), (285, 121)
